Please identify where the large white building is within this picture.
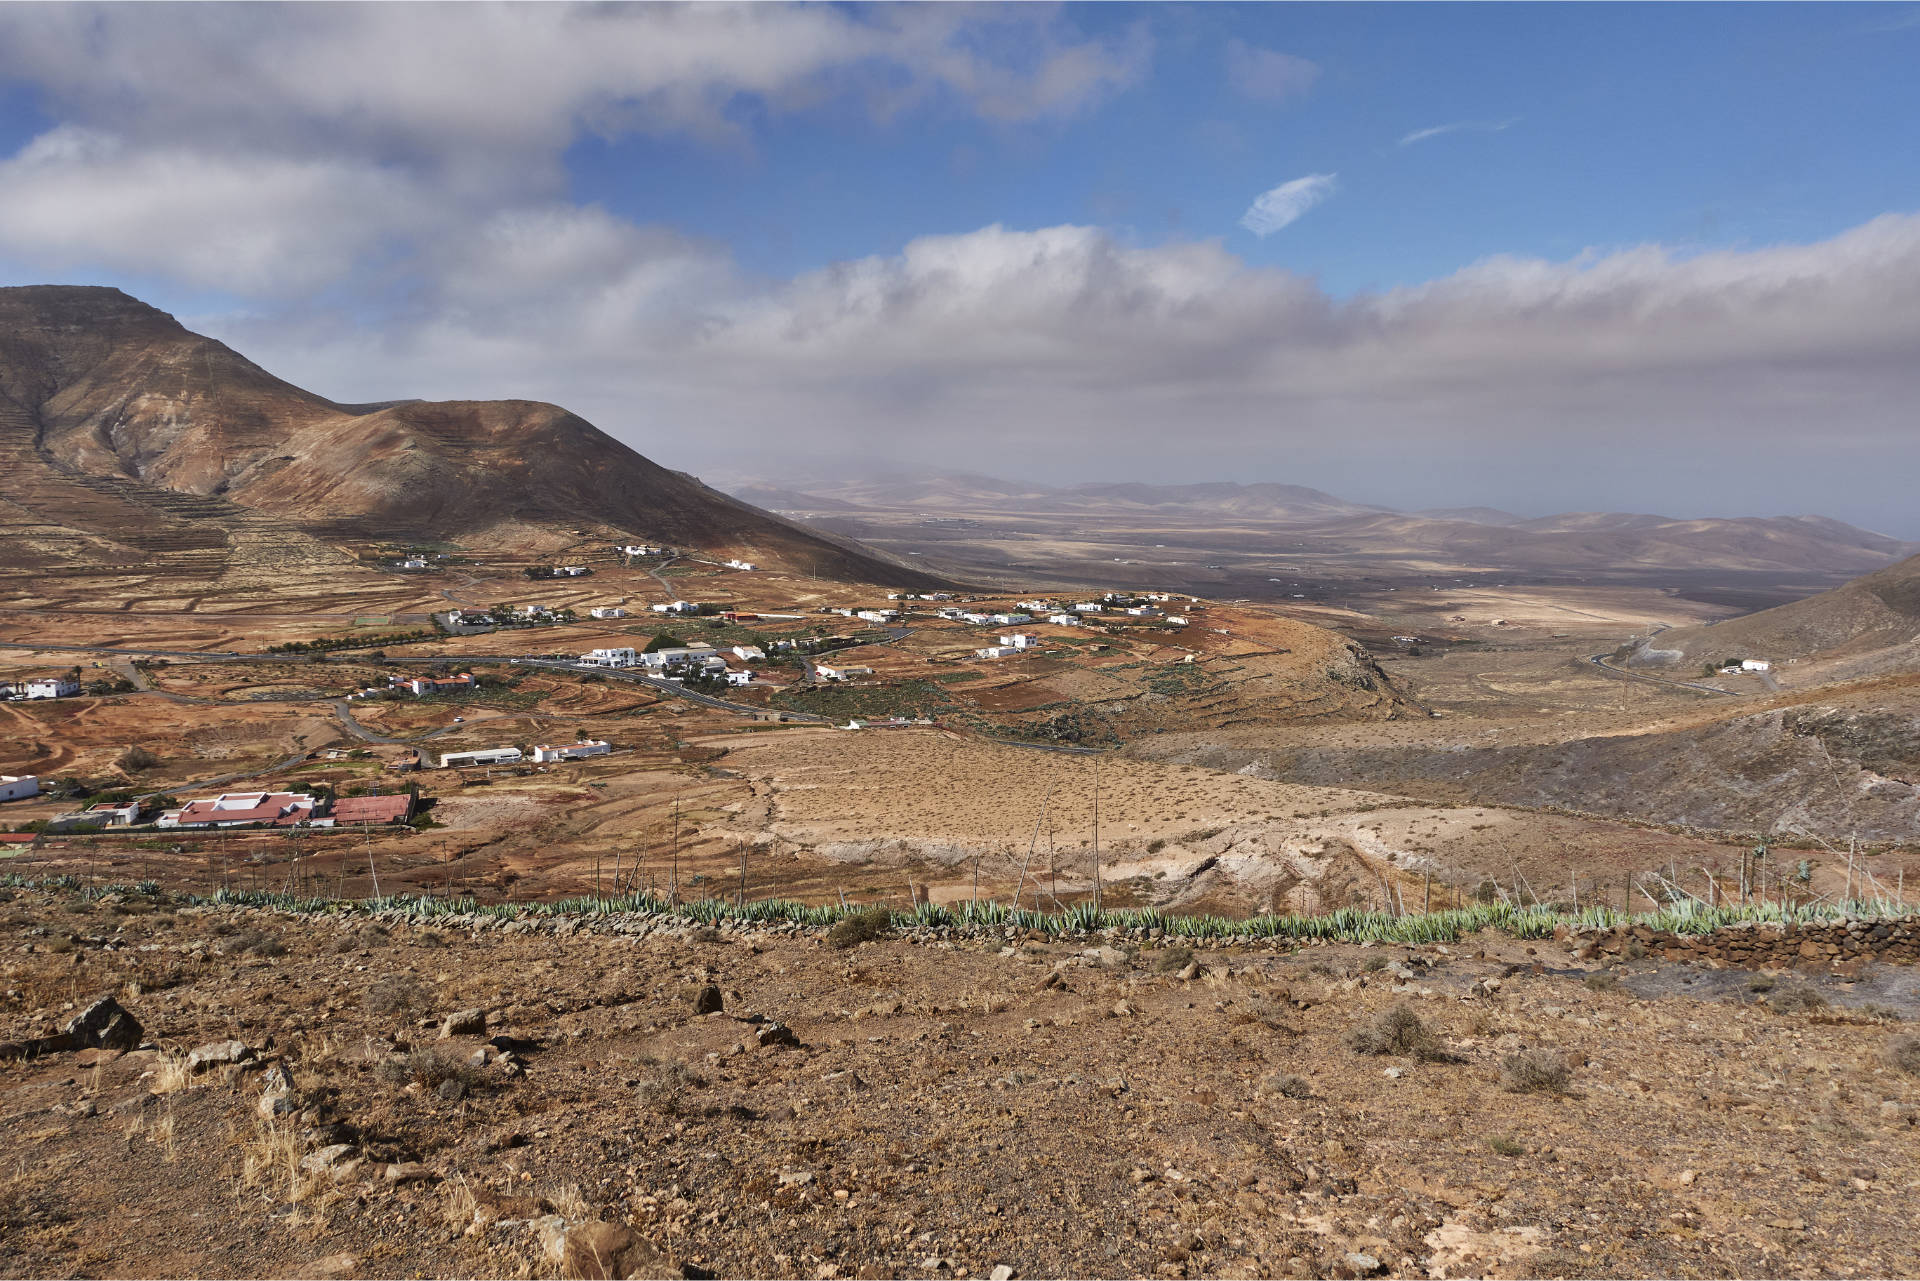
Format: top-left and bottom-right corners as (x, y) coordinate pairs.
(1741, 659), (1772, 672)
(532, 740), (612, 763)
(0, 775), (38, 803)
(582, 647), (638, 668)
(998, 633), (1038, 649)
(20, 677), (80, 699)
(439, 747), (524, 769)
(589, 607), (627, 619)
(731, 645), (765, 661)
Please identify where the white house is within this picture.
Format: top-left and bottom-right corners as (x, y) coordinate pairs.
(1166, 615), (1188, 626)
(1125, 606), (1161, 617)
(618, 544), (667, 557)
(960, 612), (993, 625)
(589, 607), (626, 620)
(158, 791), (317, 828)
(998, 633), (1037, 649)
(554, 565), (589, 577)
(582, 647), (638, 668)
(1073, 603), (1104, 613)
(0, 775), (38, 803)
(814, 663), (872, 682)
(532, 740), (611, 763)
(439, 747), (523, 769)
(399, 557), (428, 570)
(856, 609), (901, 623)
(639, 644), (718, 670)
(989, 613), (1031, 625)
(1017, 601), (1050, 612)
(725, 669), (754, 686)
(725, 558), (757, 571)
(975, 645), (1020, 659)
(22, 677), (80, 699)
(1741, 659), (1772, 672)
(1047, 613), (1081, 627)
(731, 645), (765, 661)
(649, 600), (698, 615)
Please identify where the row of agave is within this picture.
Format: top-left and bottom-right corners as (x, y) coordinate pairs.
(6, 872), (1910, 947)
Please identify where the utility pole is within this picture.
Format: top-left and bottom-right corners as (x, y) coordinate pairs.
(670, 800), (680, 905)
(1091, 755), (1102, 914)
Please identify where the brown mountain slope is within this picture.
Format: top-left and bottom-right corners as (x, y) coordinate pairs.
(1646, 553), (1920, 672)
(0, 285), (936, 585)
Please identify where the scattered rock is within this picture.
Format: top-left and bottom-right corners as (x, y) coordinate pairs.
(300, 1144), (356, 1175)
(290, 1253), (359, 1279)
(384, 1162), (437, 1185)
(756, 1022), (801, 1049)
(186, 1039), (255, 1073)
(65, 996), (143, 1051)
(436, 1077), (467, 1102)
(1343, 1252), (1383, 1277)
(556, 1220), (671, 1280)
(440, 1009), (487, 1038)
(1111, 1001), (1135, 1018)
(690, 985), (724, 1016)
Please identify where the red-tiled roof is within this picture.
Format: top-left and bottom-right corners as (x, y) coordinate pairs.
(329, 795), (413, 825)
(173, 792), (314, 826)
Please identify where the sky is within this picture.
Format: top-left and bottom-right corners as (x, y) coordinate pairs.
(1, 3), (1919, 533)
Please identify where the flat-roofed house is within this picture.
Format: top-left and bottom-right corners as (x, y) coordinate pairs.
(438, 747), (524, 769)
(532, 740), (612, 763)
(0, 775), (37, 803)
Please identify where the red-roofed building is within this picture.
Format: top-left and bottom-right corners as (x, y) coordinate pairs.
(158, 791), (317, 829)
(323, 794), (415, 826)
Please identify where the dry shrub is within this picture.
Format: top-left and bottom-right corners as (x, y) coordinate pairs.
(152, 1051), (193, 1094)
(1487, 1135), (1525, 1157)
(1499, 1049), (1571, 1094)
(1347, 1004), (1451, 1061)
(1153, 945), (1196, 974)
(364, 976), (427, 1018)
(635, 1058), (706, 1117)
(378, 1047), (479, 1092)
(1886, 1034), (1920, 1076)
(1583, 972), (1619, 992)
(1769, 985), (1828, 1014)
(827, 908), (892, 950)
(222, 929), (287, 958)
(1257, 1071), (1312, 1099)
(333, 924), (391, 954)
(118, 746), (162, 772)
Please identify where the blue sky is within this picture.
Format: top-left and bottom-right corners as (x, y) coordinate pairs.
(2, 3), (1920, 532)
(570, 4), (1920, 295)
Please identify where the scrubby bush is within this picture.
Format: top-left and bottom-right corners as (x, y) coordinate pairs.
(1886, 1034), (1920, 1077)
(636, 1058), (707, 1116)
(827, 908), (892, 950)
(1769, 985), (1828, 1014)
(379, 1047), (479, 1092)
(117, 746), (162, 772)
(1487, 1135), (1526, 1157)
(364, 975), (428, 1017)
(1347, 1004), (1450, 1061)
(1257, 1071), (1312, 1099)
(1153, 945), (1196, 974)
(1583, 972), (1619, 992)
(1499, 1049), (1571, 1094)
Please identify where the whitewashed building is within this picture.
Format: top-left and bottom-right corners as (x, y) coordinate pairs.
(589, 607), (627, 620)
(21, 677), (80, 699)
(731, 645), (766, 661)
(1741, 659), (1772, 672)
(998, 633), (1038, 649)
(439, 747), (523, 769)
(0, 775), (38, 802)
(582, 647), (638, 668)
(532, 740), (611, 763)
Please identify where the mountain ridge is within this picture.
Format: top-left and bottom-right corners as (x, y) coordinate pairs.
(0, 285), (938, 586)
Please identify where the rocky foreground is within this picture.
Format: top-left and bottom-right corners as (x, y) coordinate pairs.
(5, 887), (1920, 1279)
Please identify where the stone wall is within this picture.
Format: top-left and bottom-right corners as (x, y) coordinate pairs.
(1568, 917), (1920, 977)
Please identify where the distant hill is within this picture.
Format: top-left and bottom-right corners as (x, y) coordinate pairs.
(1649, 553), (1920, 671)
(734, 470), (1914, 583)
(0, 285), (936, 586)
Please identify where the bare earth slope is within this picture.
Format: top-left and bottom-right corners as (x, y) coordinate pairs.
(1651, 553), (1920, 671)
(0, 285), (935, 585)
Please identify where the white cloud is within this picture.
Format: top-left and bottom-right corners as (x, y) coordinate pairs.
(1398, 118), (1518, 147)
(1223, 39), (1321, 104)
(1239, 174), (1339, 237)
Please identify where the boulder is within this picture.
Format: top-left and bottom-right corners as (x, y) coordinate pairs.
(690, 985), (724, 1016)
(186, 1039), (255, 1073)
(755, 1022), (801, 1049)
(66, 996), (143, 1051)
(558, 1221), (672, 1280)
(440, 1009), (487, 1038)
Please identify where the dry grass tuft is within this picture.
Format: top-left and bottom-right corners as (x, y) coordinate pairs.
(377, 1047), (479, 1093)
(635, 1059), (706, 1117)
(827, 908), (892, 950)
(1886, 1034), (1920, 1077)
(1257, 1071), (1312, 1099)
(1768, 985), (1828, 1014)
(1347, 1004), (1452, 1061)
(1499, 1049), (1571, 1094)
